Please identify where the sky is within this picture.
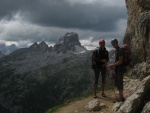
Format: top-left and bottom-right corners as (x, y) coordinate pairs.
(0, 0), (128, 50)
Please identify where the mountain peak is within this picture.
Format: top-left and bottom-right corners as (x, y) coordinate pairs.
(54, 32), (86, 53)
(39, 41), (48, 47)
(57, 32), (81, 46)
(30, 42), (39, 48)
(39, 41), (48, 50)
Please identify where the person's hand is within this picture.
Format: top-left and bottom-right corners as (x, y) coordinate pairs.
(108, 64), (115, 69)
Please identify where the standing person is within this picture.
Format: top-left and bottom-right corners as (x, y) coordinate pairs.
(92, 39), (109, 98)
(108, 39), (125, 102)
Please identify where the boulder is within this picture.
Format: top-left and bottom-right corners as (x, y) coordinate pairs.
(85, 99), (100, 111)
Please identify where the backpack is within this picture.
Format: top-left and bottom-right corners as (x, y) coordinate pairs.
(122, 44), (131, 67)
(91, 47), (108, 69)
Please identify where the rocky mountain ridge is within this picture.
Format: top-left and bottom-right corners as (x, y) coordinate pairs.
(0, 32), (87, 74)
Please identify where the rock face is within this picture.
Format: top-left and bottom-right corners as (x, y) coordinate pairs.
(124, 0), (150, 64)
(131, 62), (147, 79)
(53, 32), (86, 53)
(120, 1), (150, 112)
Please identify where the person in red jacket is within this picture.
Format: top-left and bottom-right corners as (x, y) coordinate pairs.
(92, 39), (109, 98)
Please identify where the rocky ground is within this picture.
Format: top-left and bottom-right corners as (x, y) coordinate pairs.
(53, 75), (149, 113)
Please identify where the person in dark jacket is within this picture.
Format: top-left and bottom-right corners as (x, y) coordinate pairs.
(92, 39), (109, 98)
(108, 38), (125, 102)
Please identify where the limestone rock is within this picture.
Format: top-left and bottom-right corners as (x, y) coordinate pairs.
(141, 101), (150, 113)
(112, 102), (122, 113)
(116, 75), (150, 113)
(100, 103), (106, 109)
(131, 62), (147, 79)
(124, 77), (140, 97)
(85, 99), (100, 111)
(124, 0), (150, 63)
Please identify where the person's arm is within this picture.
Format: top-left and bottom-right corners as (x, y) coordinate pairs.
(109, 56), (123, 68)
(109, 49), (123, 68)
(114, 56), (123, 66)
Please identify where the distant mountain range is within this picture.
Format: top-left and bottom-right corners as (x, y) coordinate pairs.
(0, 32), (115, 113)
(0, 43), (18, 56)
(0, 32), (92, 113)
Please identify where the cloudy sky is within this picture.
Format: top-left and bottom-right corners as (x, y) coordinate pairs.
(0, 0), (128, 50)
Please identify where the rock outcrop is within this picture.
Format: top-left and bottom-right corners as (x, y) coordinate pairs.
(85, 99), (100, 111)
(53, 32), (86, 53)
(116, 76), (150, 113)
(124, 0), (150, 64)
(113, 0), (150, 112)
(30, 41), (49, 51)
(85, 99), (106, 111)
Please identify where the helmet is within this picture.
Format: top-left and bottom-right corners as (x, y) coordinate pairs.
(99, 39), (105, 43)
(111, 38), (118, 44)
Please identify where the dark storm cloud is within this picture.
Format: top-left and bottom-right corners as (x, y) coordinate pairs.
(0, 0), (127, 32)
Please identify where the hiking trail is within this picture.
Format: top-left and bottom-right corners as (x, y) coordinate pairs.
(55, 77), (140, 113)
